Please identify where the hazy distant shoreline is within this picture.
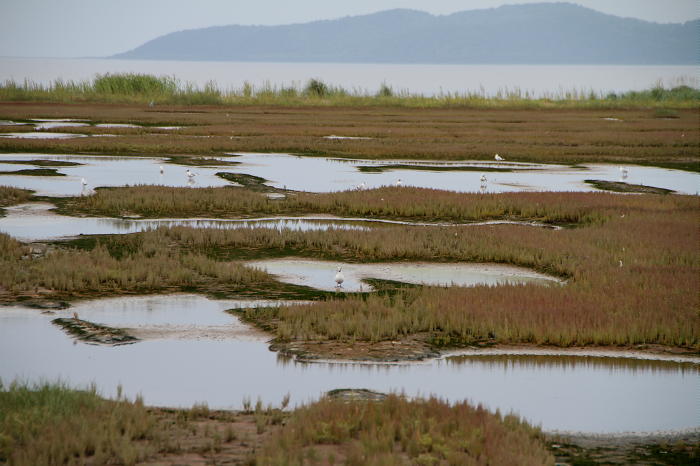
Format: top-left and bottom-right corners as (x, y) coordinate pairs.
(1, 57), (696, 99)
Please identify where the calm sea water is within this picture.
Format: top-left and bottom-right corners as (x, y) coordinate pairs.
(0, 57), (696, 97)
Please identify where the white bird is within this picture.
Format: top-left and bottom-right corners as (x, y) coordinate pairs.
(159, 165), (164, 174)
(480, 174), (487, 183)
(358, 181), (366, 190)
(494, 154), (504, 161)
(186, 169), (195, 179)
(395, 178), (402, 187)
(334, 267), (344, 287)
(619, 260), (623, 268)
(619, 167), (628, 179)
(81, 177), (87, 187)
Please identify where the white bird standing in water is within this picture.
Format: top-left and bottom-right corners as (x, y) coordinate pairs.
(186, 169), (195, 179)
(619, 167), (628, 179)
(334, 267), (344, 288)
(480, 174), (487, 183)
(395, 178), (402, 187)
(159, 165), (164, 174)
(494, 154), (504, 161)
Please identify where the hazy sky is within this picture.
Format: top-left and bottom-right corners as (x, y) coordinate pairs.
(1, 0), (698, 58)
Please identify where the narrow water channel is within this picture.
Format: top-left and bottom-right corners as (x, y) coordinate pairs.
(0, 203), (559, 242)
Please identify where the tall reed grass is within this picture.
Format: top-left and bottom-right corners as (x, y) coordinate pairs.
(0, 74), (697, 108)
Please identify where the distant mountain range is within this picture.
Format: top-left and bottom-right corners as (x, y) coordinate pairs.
(113, 3), (698, 64)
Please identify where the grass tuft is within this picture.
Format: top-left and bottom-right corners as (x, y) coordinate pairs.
(0, 381), (157, 465)
(255, 394), (553, 465)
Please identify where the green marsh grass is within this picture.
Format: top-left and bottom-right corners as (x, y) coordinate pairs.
(93, 73), (177, 97)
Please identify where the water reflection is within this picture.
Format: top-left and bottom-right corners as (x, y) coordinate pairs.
(0, 204), (372, 241)
(444, 354), (700, 375)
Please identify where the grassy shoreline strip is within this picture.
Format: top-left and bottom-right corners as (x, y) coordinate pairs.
(1, 74), (698, 109)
